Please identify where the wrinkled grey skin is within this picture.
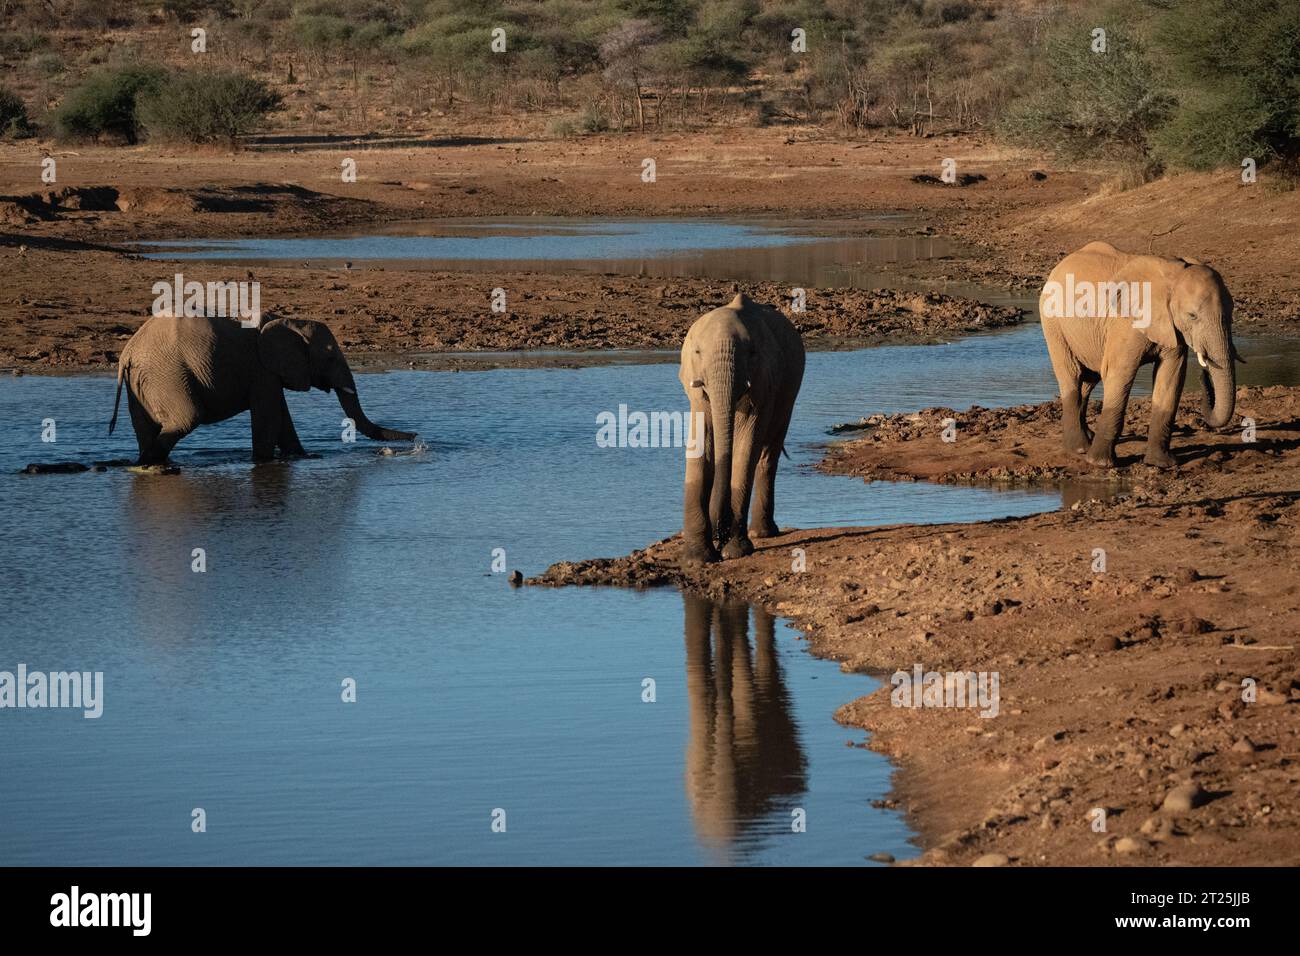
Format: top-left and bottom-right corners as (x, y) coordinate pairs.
(109, 315), (415, 464)
(679, 293), (805, 564)
(1040, 241), (1241, 469)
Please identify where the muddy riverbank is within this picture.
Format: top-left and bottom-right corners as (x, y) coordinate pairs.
(529, 384), (1300, 866)
(0, 243), (1023, 372)
(3, 129), (1298, 375)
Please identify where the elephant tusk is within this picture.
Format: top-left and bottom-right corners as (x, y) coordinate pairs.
(1196, 351), (1207, 369)
(689, 379), (704, 388)
(340, 386), (357, 395)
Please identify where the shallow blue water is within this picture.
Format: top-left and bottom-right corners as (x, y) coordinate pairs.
(134, 217), (969, 300)
(2, 324), (1073, 866)
(4, 317), (1293, 865)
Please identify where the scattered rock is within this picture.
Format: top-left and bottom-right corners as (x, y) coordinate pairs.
(971, 853), (1009, 867)
(1161, 783), (1208, 813)
(1114, 836), (1145, 855)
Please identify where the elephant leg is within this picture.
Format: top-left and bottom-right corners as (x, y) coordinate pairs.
(721, 413), (759, 560)
(1087, 349), (1143, 467)
(275, 393), (307, 457)
(126, 390), (166, 465)
(1043, 319), (1089, 455)
(249, 381), (284, 463)
(1078, 370), (1099, 446)
(682, 396), (720, 565)
(1145, 349), (1186, 469)
(750, 444), (781, 539)
(750, 398), (794, 540)
(152, 428), (190, 463)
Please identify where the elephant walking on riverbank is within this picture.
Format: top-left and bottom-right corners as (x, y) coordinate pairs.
(1040, 241), (1241, 468)
(109, 315), (415, 464)
(679, 293), (804, 564)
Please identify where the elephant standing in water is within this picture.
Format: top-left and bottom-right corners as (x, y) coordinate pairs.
(1040, 241), (1241, 468)
(110, 315), (415, 464)
(679, 293), (804, 564)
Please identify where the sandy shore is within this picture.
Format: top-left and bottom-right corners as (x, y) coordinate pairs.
(529, 386), (1300, 865)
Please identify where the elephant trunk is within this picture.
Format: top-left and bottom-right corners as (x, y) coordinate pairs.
(333, 364), (416, 442)
(1196, 331), (1236, 429)
(707, 356), (736, 544)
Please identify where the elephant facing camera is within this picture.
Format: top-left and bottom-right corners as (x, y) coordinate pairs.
(678, 293), (804, 565)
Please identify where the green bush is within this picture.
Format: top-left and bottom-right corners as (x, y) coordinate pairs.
(999, 18), (1172, 163)
(54, 66), (166, 143)
(1150, 0), (1300, 170)
(0, 86), (36, 139)
(138, 71), (283, 147)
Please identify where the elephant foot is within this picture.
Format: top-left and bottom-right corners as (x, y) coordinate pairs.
(1064, 431), (1092, 456)
(1143, 449), (1177, 470)
(1085, 453), (1117, 469)
(721, 536), (754, 560)
(681, 542), (721, 566)
(750, 520), (781, 540)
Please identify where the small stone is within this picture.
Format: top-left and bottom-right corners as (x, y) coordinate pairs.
(867, 852), (895, 864)
(1169, 615), (1213, 636)
(1139, 815), (1172, 840)
(1256, 686), (1289, 706)
(1161, 782), (1207, 813)
(508, 570), (523, 587)
(972, 853), (1009, 867)
(1168, 724), (1186, 738)
(1231, 737), (1258, 754)
(1114, 836), (1144, 855)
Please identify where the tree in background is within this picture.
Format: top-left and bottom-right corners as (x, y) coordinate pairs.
(54, 66), (166, 143)
(998, 12), (1172, 173)
(1151, 0), (1300, 171)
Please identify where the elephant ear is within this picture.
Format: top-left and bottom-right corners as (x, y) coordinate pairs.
(258, 319), (311, 392)
(1107, 262), (1179, 350)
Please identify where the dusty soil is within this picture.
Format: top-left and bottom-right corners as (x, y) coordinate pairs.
(2, 129), (1297, 373)
(529, 385), (1300, 865)
(0, 242), (1023, 371)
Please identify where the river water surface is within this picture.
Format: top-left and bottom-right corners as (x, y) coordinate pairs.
(3, 324), (1078, 866)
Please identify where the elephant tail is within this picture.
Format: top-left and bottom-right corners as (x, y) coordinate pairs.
(108, 361), (126, 435)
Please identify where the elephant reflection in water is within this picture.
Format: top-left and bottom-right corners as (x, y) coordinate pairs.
(124, 463), (365, 642)
(682, 593), (807, 852)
